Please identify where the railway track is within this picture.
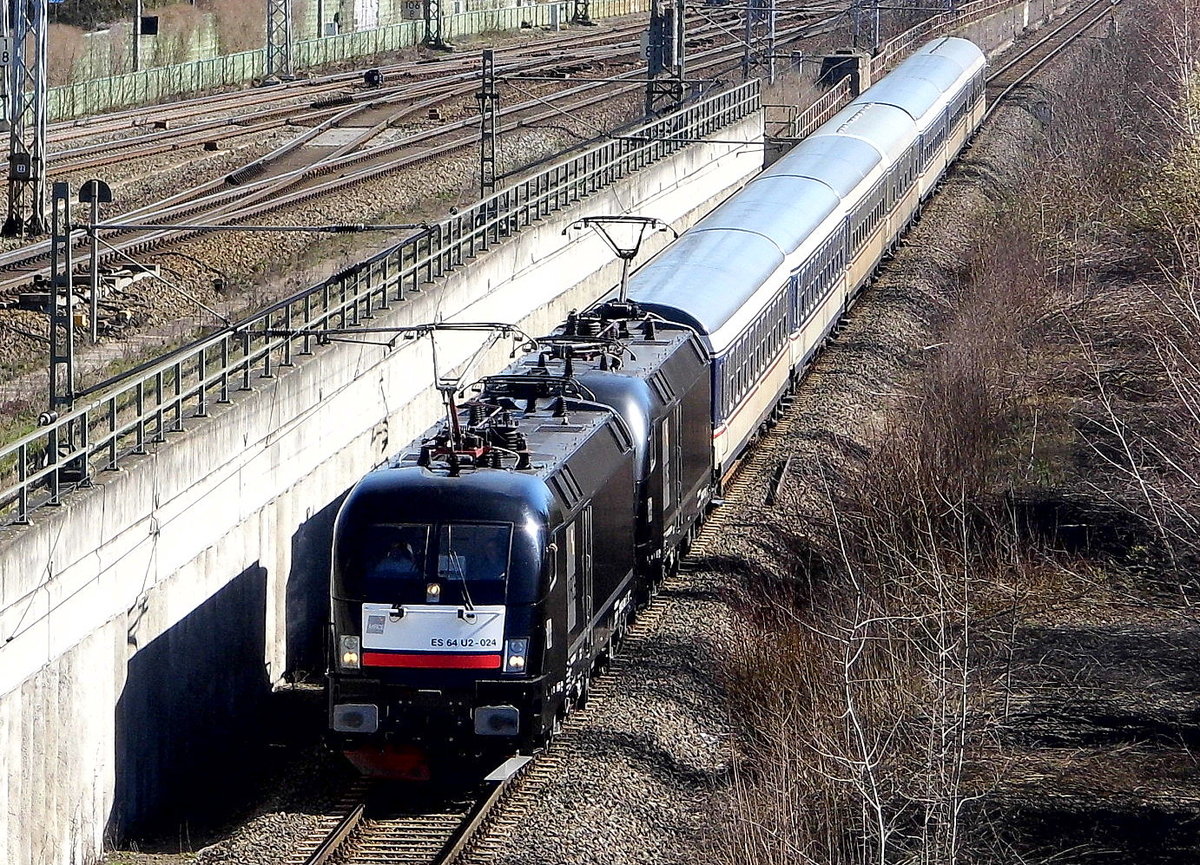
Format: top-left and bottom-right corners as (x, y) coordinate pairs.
(289, 770), (522, 865)
(45, 20), (662, 149)
(984, 0), (1120, 112)
(50, 24), (657, 173)
(0, 1), (842, 300)
(48, 1), (831, 173)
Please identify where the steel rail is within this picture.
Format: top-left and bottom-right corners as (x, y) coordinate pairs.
(0, 4), (832, 290)
(984, 0), (1120, 121)
(301, 802), (366, 865)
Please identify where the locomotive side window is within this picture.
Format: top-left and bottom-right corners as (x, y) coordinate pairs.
(562, 513), (592, 635)
(437, 523), (512, 581)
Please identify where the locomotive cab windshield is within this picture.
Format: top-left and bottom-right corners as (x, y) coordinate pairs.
(345, 521), (514, 606)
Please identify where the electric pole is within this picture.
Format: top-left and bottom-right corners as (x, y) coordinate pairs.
(644, 0), (685, 117)
(478, 49), (498, 198)
(4, 0), (47, 236)
(742, 0), (776, 84)
(571, 0), (593, 25)
(850, 0), (881, 54)
(265, 0), (293, 81)
(423, 0), (450, 50)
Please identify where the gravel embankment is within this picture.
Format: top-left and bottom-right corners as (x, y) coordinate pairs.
(465, 564), (737, 865)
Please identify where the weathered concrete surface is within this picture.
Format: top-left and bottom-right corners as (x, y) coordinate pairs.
(961, 0), (1073, 54)
(0, 113), (763, 865)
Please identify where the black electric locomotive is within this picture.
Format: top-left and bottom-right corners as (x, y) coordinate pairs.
(327, 301), (710, 777)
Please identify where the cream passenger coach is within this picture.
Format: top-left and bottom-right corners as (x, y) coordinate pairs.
(629, 37), (987, 476)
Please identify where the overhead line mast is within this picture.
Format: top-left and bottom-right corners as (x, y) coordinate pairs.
(645, 0), (685, 117)
(742, 0), (777, 84)
(4, 0), (47, 237)
(265, 0), (294, 81)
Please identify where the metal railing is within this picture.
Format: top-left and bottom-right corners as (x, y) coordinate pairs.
(0, 80), (761, 529)
(870, 0), (1016, 79)
(787, 78), (853, 139)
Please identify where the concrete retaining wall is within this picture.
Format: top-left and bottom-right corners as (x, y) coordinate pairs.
(0, 111), (763, 865)
(958, 0), (1069, 54)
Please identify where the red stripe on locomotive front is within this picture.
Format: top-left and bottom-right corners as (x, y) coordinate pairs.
(362, 652), (502, 669)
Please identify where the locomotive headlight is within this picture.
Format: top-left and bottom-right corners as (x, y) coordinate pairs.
(503, 638), (529, 674)
(339, 635), (361, 669)
(426, 582), (442, 604)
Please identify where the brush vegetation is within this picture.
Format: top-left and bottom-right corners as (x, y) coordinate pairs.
(713, 2), (1200, 863)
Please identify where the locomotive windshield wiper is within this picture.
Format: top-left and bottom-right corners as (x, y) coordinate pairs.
(447, 551), (476, 613)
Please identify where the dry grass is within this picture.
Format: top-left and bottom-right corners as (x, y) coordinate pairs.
(47, 23), (88, 86)
(712, 3), (1200, 863)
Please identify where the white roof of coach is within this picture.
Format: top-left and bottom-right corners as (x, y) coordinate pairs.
(625, 37), (984, 355)
(807, 102), (917, 166)
(628, 228), (785, 345)
(696, 174), (841, 256)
